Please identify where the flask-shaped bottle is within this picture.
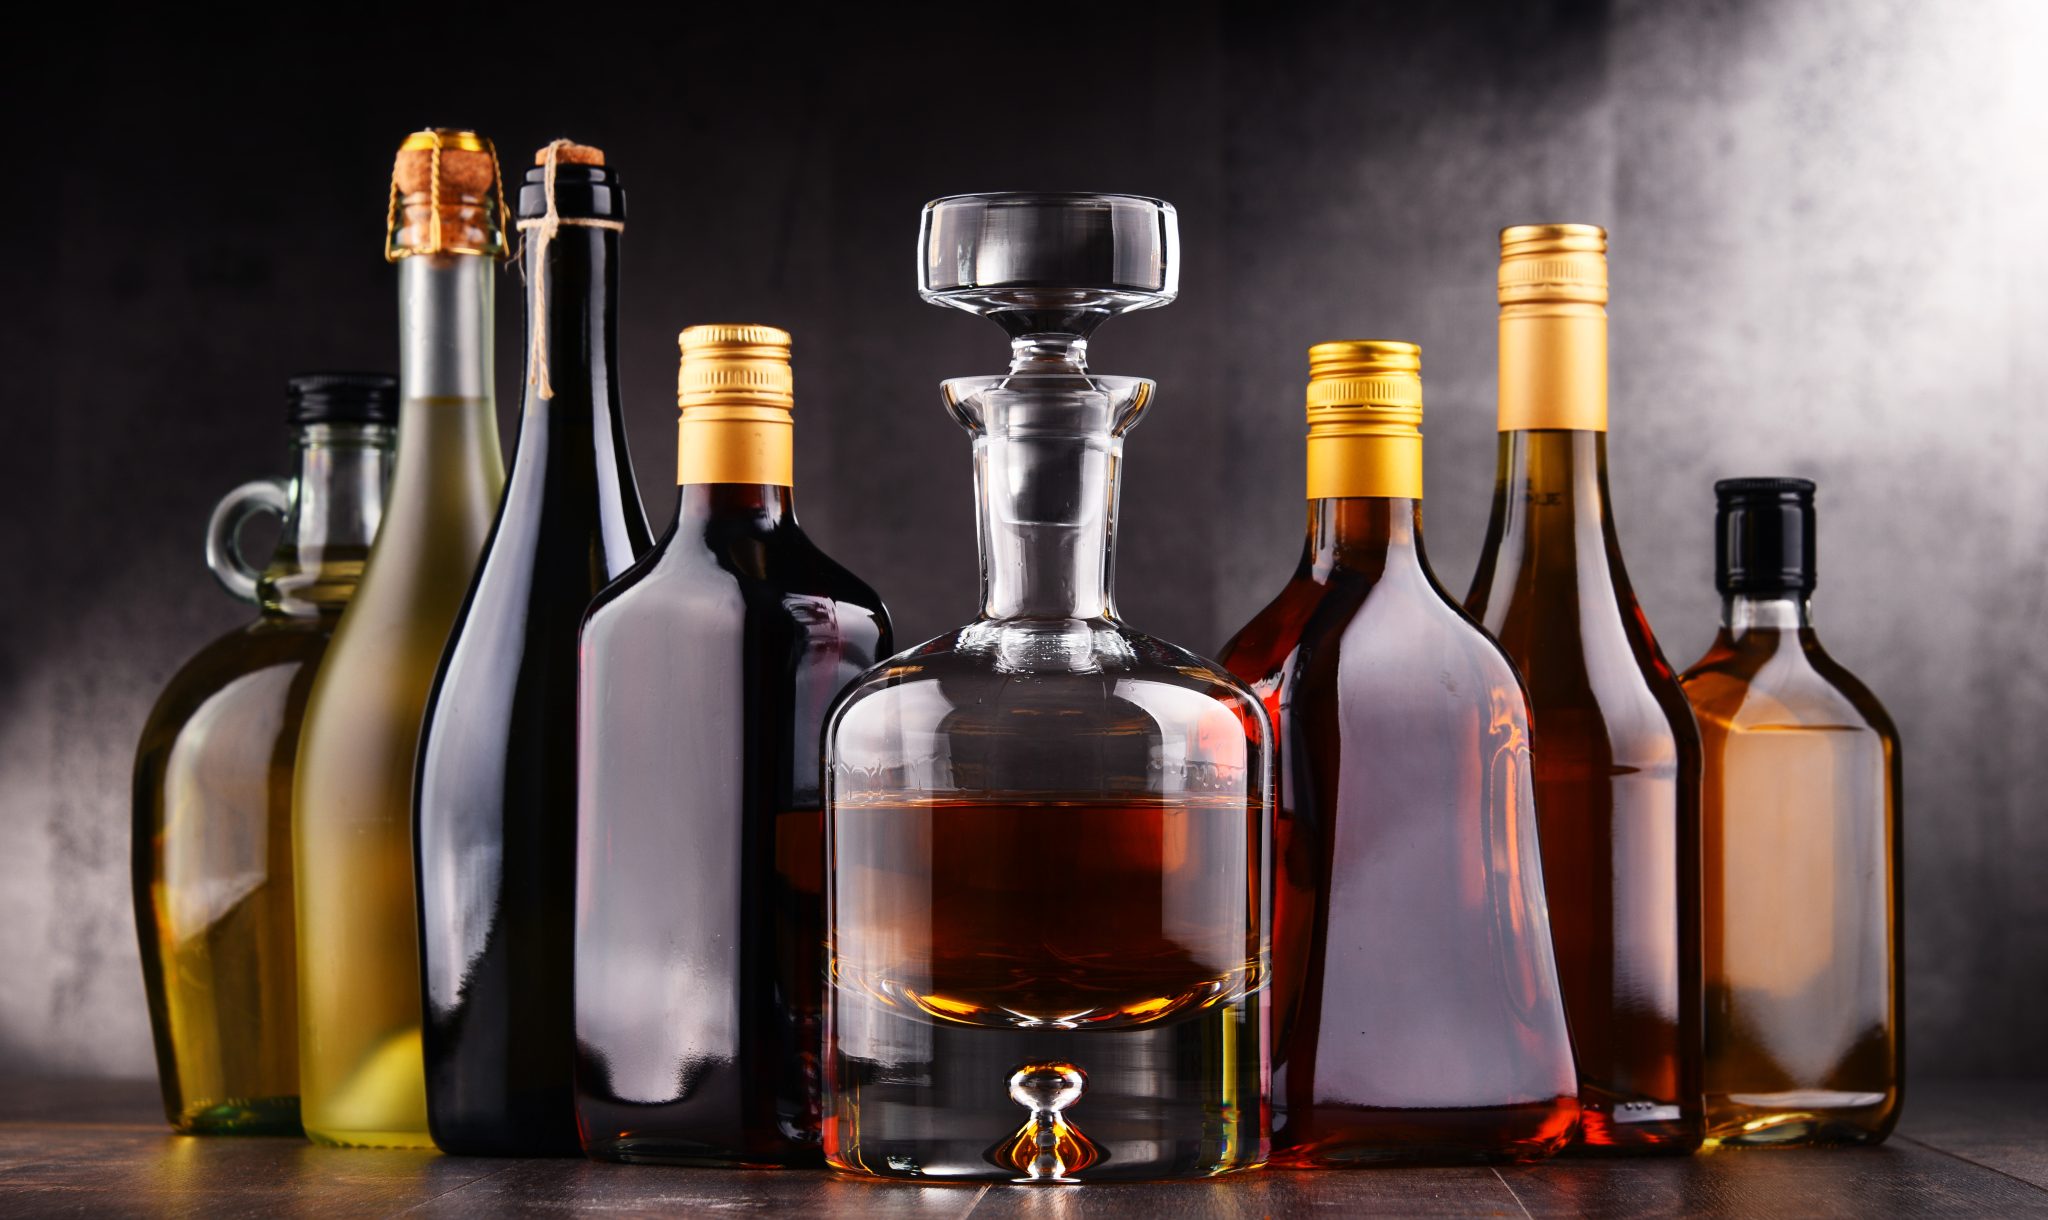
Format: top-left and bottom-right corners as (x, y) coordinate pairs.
(415, 140), (650, 1156)
(1221, 342), (1579, 1164)
(293, 129), (508, 1149)
(575, 326), (890, 1165)
(134, 374), (394, 1134)
(1465, 224), (1703, 1153)
(823, 193), (1271, 1182)
(1680, 478), (1902, 1145)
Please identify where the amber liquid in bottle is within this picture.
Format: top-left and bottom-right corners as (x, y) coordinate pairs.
(575, 327), (891, 1166)
(833, 792), (1263, 1031)
(1221, 342), (1578, 1165)
(133, 397), (391, 1135)
(1466, 226), (1703, 1154)
(1681, 479), (1901, 1146)
(292, 131), (507, 1149)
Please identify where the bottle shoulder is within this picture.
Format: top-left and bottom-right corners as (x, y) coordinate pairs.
(835, 619), (1264, 729)
(1683, 632), (1896, 739)
(589, 518), (889, 630)
(137, 620), (328, 770)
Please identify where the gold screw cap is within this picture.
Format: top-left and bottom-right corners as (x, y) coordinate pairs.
(1306, 340), (1423, 420)
(677, 324), (794, 411)
(1498, 222), (1608, 305)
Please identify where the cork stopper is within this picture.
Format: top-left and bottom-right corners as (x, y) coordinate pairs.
(536, 141), (605, 166)
(387, 129), (507, 261)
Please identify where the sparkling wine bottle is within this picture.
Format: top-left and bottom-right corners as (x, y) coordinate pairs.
(292, 129), (508, 1149)
(414, 140), (650, 1156)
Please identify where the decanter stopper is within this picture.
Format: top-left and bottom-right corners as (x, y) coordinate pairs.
(919, 192), (1178, 365)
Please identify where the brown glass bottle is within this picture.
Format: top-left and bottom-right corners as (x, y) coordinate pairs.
(1681, 479), (1901, 1146)
(1220, 342), (1578, 1165)
(1465, 226), (1703, 1154)
(574, 326), (891, 1165)
(132, 375), (393, 1134)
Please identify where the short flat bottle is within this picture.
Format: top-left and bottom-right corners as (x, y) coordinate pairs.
(823, 193), (1271, 1182)
(293, 130), (509, 1150)
(1221, 342), (1579, 1165)
(133, 375), (394, 1135)
(574, 325), (891, 1166)
(415, 142), (651, 1157)
(1465, 225), (1704, 1154)
(1680, 478), (1902, 1146)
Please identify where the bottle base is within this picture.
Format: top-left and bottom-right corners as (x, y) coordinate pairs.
(170, 1096), (302, 1137)
(304, 1128), (439, 1150)
(1272, 1097), (1580, 1167)
(1563, 1096), (1701, 1156)
(827, 994), (1267, 1183)
(1704, 1089), (1896, 1147)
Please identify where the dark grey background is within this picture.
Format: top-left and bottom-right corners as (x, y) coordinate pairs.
(4, 1), (2042, 1082)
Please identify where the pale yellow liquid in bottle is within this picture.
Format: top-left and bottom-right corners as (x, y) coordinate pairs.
(293, 251), (504, 1147)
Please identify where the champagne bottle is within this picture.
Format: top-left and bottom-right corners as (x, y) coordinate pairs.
(292, 129), (508, 1149)
(1680, 479), (1902, 1146)
(575, 325), (891, 1165)
(1465, 224), (1704, 1154)
(415, 140), (650, 1156)
(1220, 342), (1579, 1165)
(134, 374), (394, 1134)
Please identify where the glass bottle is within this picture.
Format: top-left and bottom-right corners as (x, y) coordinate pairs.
(133, 374), (394, 1135)
(823, 193), (1271, 1182)
(1220, 342), (1579, 1165)
(575, 324), (891, 1166)
(1680, 478), (1902, 1146)
(1465, 224), (1703, 1154)
(415, 140), (651, 1157)
(293, 129), (509, 1149)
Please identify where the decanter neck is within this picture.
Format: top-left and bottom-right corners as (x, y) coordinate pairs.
(975, 428), (1121, 621)
(952, 368), (1150, 623)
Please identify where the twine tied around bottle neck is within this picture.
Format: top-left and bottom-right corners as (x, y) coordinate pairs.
(515, 139), (624, 400)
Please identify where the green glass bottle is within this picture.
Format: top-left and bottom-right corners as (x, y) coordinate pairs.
(133, 373), (395, 1134)
(292, 129), (508, 1149)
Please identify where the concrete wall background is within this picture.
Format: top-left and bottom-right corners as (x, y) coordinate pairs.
(3, 0), (2043, 1079)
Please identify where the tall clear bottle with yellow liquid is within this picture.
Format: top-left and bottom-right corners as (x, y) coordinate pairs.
(292, 129), (509, 1149)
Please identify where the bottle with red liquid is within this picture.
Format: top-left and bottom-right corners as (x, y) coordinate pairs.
(1221, 340), (1578, 1165)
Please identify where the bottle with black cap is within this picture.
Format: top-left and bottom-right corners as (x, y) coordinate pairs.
(133, 372), (396, 1135)
(1680, 478), (1903, 1146)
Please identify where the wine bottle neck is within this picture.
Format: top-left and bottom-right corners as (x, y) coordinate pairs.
(675, 482), (796, 532)
(519, 226), (621, 415)
(1304, 496), (1426, 580)
(387, 254), (502, 530)
(1722, 592), (1813, 635)
(975, 428), (1122, 622)
(1493, 428), (1623, 558)
(261, 422), (392, 616)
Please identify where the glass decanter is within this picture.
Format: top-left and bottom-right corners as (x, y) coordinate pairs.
(823, 192), (1272, 1182)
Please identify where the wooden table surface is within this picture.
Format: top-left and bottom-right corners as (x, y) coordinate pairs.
(1, 1079), (2042, 1217)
